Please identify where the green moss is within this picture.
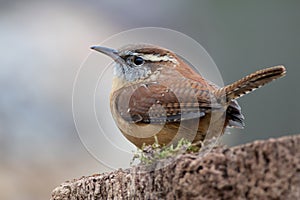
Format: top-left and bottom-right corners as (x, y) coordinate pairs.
(131, 137), (201, 166)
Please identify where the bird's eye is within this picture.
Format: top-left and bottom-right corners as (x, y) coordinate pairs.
(133, 56), (144, 66)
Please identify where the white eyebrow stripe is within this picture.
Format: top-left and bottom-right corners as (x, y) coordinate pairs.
(132, 53), (178, 64)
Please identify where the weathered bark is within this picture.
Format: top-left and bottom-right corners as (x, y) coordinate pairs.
(51, 135), (300, 200)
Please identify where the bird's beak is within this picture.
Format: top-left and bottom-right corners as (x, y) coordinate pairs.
(90, 46), (121, 61)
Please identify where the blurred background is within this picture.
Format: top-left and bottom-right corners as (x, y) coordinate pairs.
(0, 0), (299, 199)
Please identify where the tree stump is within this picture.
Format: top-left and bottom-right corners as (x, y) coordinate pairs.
(51, 135), (300, 199)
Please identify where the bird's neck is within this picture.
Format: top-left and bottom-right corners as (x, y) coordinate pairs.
(113, 63), (152, 82)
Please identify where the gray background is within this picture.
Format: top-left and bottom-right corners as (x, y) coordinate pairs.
(0, 1), (299, 199)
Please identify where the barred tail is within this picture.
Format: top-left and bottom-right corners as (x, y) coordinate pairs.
(217, 65), (286, 102)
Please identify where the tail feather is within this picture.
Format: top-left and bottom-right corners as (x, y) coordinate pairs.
(217, 65), (286, 102)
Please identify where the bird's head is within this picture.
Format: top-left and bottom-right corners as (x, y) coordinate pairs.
(91, 44), (181, 83)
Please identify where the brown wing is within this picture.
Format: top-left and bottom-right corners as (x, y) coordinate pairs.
(111, 81), (223, 124)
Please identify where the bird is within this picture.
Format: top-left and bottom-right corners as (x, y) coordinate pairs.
(91, 44), (286, 148)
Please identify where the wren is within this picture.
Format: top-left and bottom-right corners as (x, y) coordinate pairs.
(91, 44), (286, 148)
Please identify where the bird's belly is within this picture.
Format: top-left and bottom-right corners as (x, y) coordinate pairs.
(116, 112), (227, 148)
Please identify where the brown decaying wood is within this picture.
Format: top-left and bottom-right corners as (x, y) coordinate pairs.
(51, 134), (300, 200)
